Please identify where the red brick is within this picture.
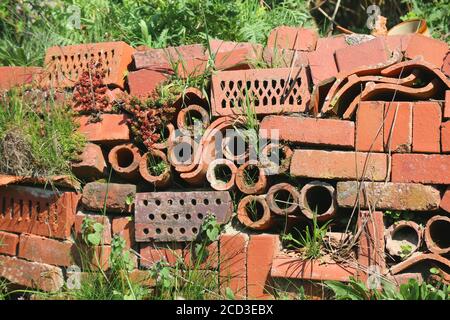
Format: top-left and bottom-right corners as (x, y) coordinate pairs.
(44, 41), (135, 88)
(260, 115), (354, 148)
(81, 182), (135, 214)
(71, 143), (106, 180)
(127, 69), (170, 97)
(412, 101), (442, 153)
(0, 66), (43, 90)
(443, 53), (450, 77)
(316, 35), (348, 52)
(74, 211), (112, 245)
(209, 39), (259, 70)
(219, 233), (248, 298)
(76, 114), (130, 145)
(182, 241), (219, 270)
(72, 245), (111, 270)
(247, 234), (279, 299)
(290, 149), (389, 181)
(335, 37), (391, 73)
(384, 102), (412, 152)
(139, 242), (183, 268)
(307, 50), (338, 84)
(357, 211), (386, 283)
(18, 233), (74, 267)
(267, 26), (318, 51)
(129, 269), (155, 287)
(0, 255), (64, 292)
(445, 91), (450, 119)
(383, 34), (412, 52)
(442, 121), (450, 153)
(0, 185), (78, 239)
(356, 101), (384, 152)
(405, 34), (448, 68)
(392, 154), (450, 184)
(0, 231), (19, 256)
(111, 216), (134, 249)
(441, 188), (450, 213)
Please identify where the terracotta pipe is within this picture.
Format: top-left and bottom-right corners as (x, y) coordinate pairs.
(108, 143), (141, 179)
(222, 135), (249, 164)
(167, 135), (198, 167)
(299, 181), (337, 222)
(237, 195), (273, 231)
(425, 215), (450, 254)
(152, 123), (175, 150)
(177, 104), (210, 136)
(385, 221), (423, 258)
(266, 182), (300, 216)
(235, 161), (268, 195)
(206, 158), (237, 191)
(260, 143), (293, 175)
(139, 149), (171, 188)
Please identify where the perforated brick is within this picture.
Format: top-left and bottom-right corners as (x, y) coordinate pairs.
(0, 185), (78, 239)
(135, 191), (232, 242)
(211, 67), (310, 116)
(44, 41), (134, 88)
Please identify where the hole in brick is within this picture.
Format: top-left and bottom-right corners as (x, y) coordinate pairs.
(186, 214), (191, 220)
(216, 199), (222, 205)
(191, 199), (197, 205)
(280, 79), (285, 87)
(143, 228), (149, 235)
(28, 200), (32, 217)
(237, 80), (243, 89)
(116, 148), (134, 168)
(305, 186), (332, 215)
(197, 213), (204, 220)
(168, 228), (174, 234)
(168, 199), (173, 205)
(245, 199), (264, 222)
(263, 96), (268, 106)
(203, 199), (209, 205)
(19, 200), (24, 217)
(10, 198), (14, 217)
(143, 200), (148, 206)
(155, 199), (161, 206)
(263, 80), (268, 89)
(156, 228), (161, 234)
(161, 214), (167, 220)
(429, 220), (450, 249)
(179, 199), (185, 206)
(192, 227), (198, 234)
(1, 197), (6, 216)
(392, 225), (419, 247)
(220, 81), (225, 90)
(254, 80), (259, 89)
(148, 214), (155, 220)
(243, 164), (260, 187)
(271, 96), (277, 105)
(174, 214), (179, 220)
(272, 80), (277, 89)
(214, 164), (232, 183)
(246, 81), (251, 90)
(229, 81), (234, 90)
(180, 228), (185, 234)
(222, 100), (226, 108)
(274, 189), (295, 210)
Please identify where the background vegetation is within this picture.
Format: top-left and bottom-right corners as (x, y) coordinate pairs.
(0, 0), (448, 67)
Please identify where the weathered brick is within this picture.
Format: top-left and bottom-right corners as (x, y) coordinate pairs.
(335, 37), (391, 73)
(247, 234), (279, 299)
(0, 185), (78, 239)
(219, 233), (248, 298)
(127, 69), (170, 97)
(384, 102), (412, 152)
(405, 34), (448, 68)
(260, 115), (354, 148)
(0, 255), (64, 292)
(441, 188), (450, 213)
(357, 211), (386, 282)
(356, 101), (384, 152)
(111, 216), (134, 249)
(209, 39), (259, 70)
(0, 231), (19, 256)
(139, 242), (183, 268)
(71, 143), (107, 180)
(76, 114), (130, 145)
(443, 53), (450, 77)
(72, 245), (111, 270)
(74, 211), (112, 245)
(445, 91), (450, 119)
(290, 150), (388, 181)
(0, 66), (43, 90)
(81, 182), (135, 214)
(337, 181), (441, 211)
(412, 101), (442, 153)
(392, 154), (450, 184)
(383, 34), (412, 53)
(442, 121), (450, 153)
(182, 241), (219, 270)
(267, 26), (318, 51)
(18, 233), (74, 267)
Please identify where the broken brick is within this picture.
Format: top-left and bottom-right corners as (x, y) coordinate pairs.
(76, 114), (130, 145)
(0, 255), (64, 292)
(111, 216), (135, 249)
(139, 242), (183, 268)
(127, 69), (170, 97)
(442, 121), (450, 153)
(384, 102), (412, 152)
(392, 154), (450, 184)
(412, 101), (442, 153)
(74, 211), (112, 245)
(267, 26), (318, 51)
(335, 37), (391, 74)
(0, 231), (19, 256)
(71, 143), (107, 180)
(81, 182), (135, 214)
(18, 233), (74, 267)
(0, 66), (43, 90)
(260, 115), (354, 148)
(290, 150), (388, 181)
(445, 91), (450, 119)
(441, 188), (450, 213)
(405, 34), (448, 68)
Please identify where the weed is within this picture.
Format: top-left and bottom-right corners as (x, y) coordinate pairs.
(81, 217), (105, 247)
(147, 153), (169, 176)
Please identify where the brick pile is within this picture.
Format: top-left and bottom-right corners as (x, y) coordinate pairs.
(0, 26), (449, 298)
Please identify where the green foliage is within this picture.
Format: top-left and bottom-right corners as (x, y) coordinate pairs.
(282, 214), (331, 259)
(0, 88), (85, 177)
(326, 277), (450, 300)
(81, 217), (105, 246)
(0, 279), (8, 300)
